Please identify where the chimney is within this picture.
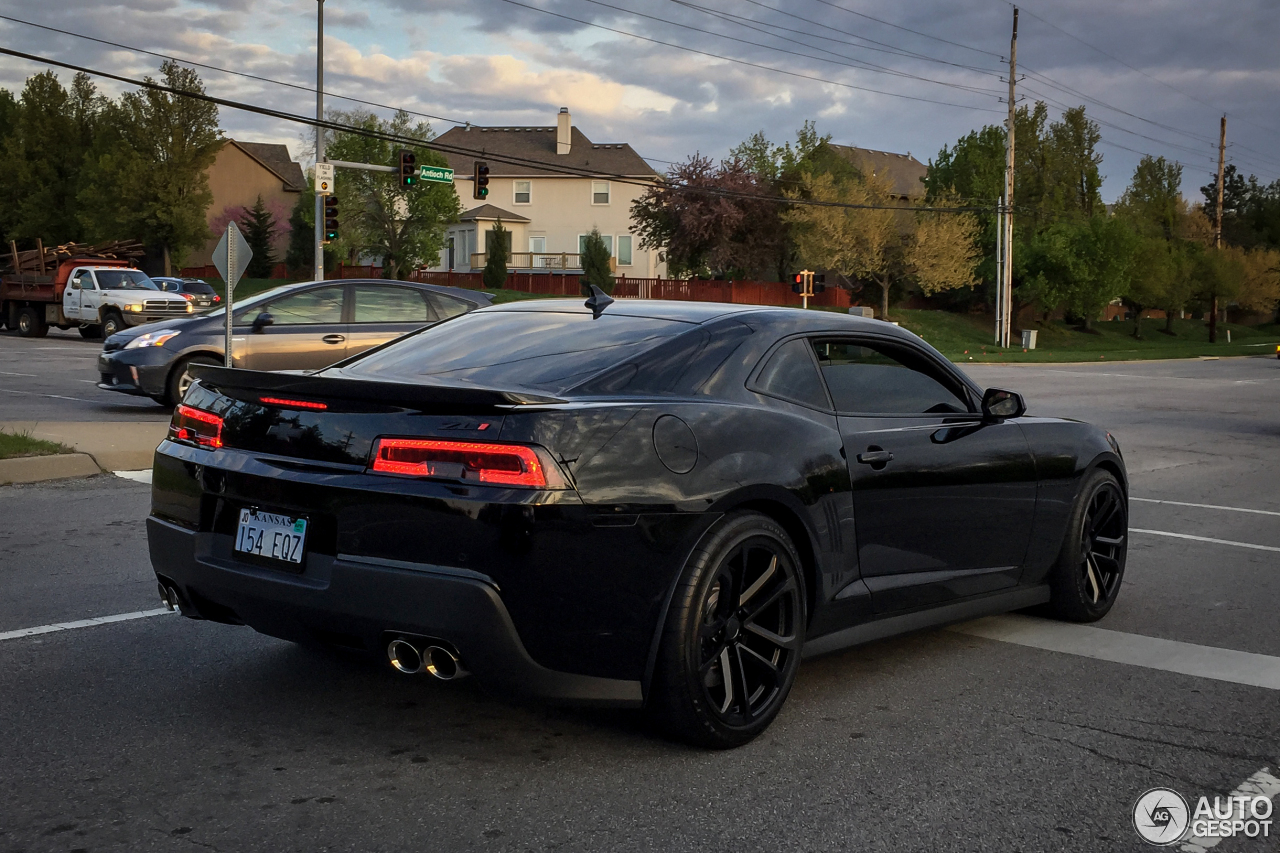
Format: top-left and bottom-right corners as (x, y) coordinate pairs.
(556, 107), (571, 155)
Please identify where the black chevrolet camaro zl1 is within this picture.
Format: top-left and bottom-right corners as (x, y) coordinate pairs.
(147, 296), (1128, 748)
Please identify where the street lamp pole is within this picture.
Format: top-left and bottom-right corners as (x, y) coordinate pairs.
(313, 0), (326, 283)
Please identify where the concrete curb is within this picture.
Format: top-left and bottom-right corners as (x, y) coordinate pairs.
(0, 453), (103, 485)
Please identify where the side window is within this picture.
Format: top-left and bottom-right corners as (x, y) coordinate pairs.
(76, 271), (95, 290)
(753, 339), (829, 410)
(352, 285), (437, 324)
(264, 286), (344, 325)
(426, 293), (472, 320)
(812, 340), (969, 415)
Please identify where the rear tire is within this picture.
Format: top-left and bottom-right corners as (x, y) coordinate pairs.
(1046, 469), (1127, 622)
(79, 325), (103, 340)
(164, 354), (220, 406)
(648, 511), (806, 748)
(17, 306), (48, 338)
(101, 311), (124, 339)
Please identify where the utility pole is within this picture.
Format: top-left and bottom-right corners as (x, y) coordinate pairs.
(1001, 6), (1018, 349)
(313, 0), (326, 283)
(1211, 114), (1226, 343)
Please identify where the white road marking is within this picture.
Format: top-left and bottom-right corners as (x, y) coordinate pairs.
(1132, 497), (1280, 518)
(0, 608), (175, 642)
(114, 469), (153, 484)
(0, 387), (94, 403)
(1132, 528), (1280, 553)
(1179, 767), (1280, 852)
(950, 615), (1280, 691)
(0, 370), (36, 376)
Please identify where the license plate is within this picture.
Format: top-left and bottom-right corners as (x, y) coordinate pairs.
(235, 508), (307, 566)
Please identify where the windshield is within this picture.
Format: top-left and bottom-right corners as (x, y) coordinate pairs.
(201, 283), (299, 320)
(335, 310), (694, 394)
(97, 269), (158, 290)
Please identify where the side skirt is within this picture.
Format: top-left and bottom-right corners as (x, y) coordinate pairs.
(801, 584), (1050, 659)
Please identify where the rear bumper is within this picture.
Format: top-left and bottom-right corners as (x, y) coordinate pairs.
(147, 515), (644, 707)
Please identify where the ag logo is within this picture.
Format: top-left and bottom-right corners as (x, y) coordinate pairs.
(1134, 788), (1190, 845)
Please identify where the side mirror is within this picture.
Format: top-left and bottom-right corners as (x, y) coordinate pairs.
(251, 312), (274, 333)
(982, 388), (1026, 421)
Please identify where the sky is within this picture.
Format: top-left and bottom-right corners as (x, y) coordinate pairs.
(0, 0), (1277, 203)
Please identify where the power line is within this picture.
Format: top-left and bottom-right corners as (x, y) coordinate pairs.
(800, 0), (1006, 60)
(490, 0), (1003, 113)
(0, 44), (995, 216)
(568, 0), (1003, 97)
(1010, 1), (1280, 139)
(664, 0), (1005, 92)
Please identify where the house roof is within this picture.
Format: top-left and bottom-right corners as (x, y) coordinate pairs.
(229, 140), (306, 192)
(459, 204), (530, 223)
(434, 125), (659, 179)
(830, 145), (927, 199)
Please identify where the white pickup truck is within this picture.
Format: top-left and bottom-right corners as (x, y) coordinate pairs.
(1, 259), (194, 339)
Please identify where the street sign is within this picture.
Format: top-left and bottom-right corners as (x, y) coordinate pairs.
(213, 221), (253, 292)
(418, 165), (455, 184)
(315, 162), (335, 195)
(213, 222), (253, 369)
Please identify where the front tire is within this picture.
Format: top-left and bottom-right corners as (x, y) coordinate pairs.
(163, 354), (220, 406)
(79, 324), (103, 340)
(649, 511), (806, 748)
(101, 311), (125, 339)
(1046, 469), (1127, 622)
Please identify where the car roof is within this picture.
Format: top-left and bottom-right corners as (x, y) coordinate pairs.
(486, 298), (920, 338)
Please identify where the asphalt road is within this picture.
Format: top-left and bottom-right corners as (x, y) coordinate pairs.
(0, 327), (169, 421)
(2, 355), (1279, 852)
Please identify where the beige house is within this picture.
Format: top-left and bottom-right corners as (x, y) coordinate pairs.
(830, 145), (928, 200)
(430, 109), (665, 277)
(190, 140), (305, 268)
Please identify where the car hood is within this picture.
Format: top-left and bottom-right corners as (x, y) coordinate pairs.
(102, 314), (208, 351)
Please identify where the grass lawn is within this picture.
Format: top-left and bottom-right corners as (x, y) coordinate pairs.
(0, 430), (74, 460)
(857, 309), (1280, 364)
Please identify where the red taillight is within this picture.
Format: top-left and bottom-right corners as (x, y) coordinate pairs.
(260, 396), (328, 411)
(180, 292), (196, 300)
(370, 438), (547, 487)
(213, 295), (221, 302)
(169, 404), (223, 449)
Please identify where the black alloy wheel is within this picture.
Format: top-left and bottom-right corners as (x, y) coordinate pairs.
(1047, 469), (1127, 622)
(650, 511), (806, 748)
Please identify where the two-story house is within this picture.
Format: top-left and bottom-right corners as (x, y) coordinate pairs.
(430, 109), (666, 278)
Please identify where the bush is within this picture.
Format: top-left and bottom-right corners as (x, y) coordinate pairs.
(483, 219), (509, 290)
(579, 228), (615, 294)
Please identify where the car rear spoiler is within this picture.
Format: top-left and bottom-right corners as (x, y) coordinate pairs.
(188, 365), (564, 410)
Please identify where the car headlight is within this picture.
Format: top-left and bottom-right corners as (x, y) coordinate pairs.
(124, 329), (181, 349)
(125, 303), (144, 312)
(185, 302), (194, 313)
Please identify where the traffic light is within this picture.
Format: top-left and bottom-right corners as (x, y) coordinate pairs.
(791, 273), (804, 294)
(813, 273), (826, 294)
(398, 149), (417, 188)
(323, 195), (339, 243)
(473, 160), (490, 200)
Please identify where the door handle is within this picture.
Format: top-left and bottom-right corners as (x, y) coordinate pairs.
(856, 449), (894, 465)
(322, 334), (346, 344)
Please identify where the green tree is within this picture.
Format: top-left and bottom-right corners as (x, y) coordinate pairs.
(1116, 156), (1183, 240)
(1194, 248), (1245, 342)
(482, 219), (509, 290)
(321, 109), (459, 279)
(80, 61), (222, 273)
(240, 195), (277, 278)
(284, 188), (315, 275)
(579, 228), (615, 294)
(0, 71), (105, 246)
(1022, 216), (1136, 331)
(1124, 237), (1175, 338)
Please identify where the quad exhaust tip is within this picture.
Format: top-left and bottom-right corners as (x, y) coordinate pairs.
(387, 638), (468, 681)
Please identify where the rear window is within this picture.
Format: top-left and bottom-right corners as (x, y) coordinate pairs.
(183, 281), (216, 294)
(338, 310), (693, 394)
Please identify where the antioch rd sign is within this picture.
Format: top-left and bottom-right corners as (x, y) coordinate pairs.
(418, 165), (455, 184)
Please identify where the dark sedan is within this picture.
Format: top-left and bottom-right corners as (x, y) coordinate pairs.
(152, 277), (221, 310)
(99, 278), (492, 405)
(146, 298), (1127, 748)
